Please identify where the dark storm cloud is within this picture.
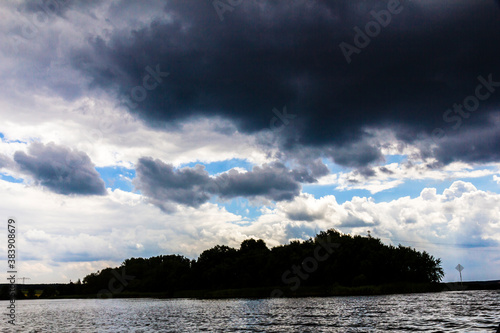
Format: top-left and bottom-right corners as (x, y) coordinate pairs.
(135, 157), (328, 210)
(434, 123), (500, 165)
(326, 141), (384, 168)
(214, 163), (301, 201)
(13, 142), (106, 195)
(134, 157), (212, 210)
(66, 0), (500, 166)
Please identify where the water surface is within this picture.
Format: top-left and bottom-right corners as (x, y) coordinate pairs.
(1, 290), (499, 332)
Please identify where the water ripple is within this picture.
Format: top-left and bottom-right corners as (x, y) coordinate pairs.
(0, 290), (498, 332)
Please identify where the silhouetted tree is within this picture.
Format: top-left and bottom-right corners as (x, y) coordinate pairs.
(79, 228), (444, 295)
(27, 288), (36, 299)
(40, 285), (57, 298)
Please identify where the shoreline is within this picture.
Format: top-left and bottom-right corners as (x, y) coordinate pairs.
(5, 280), (499, 300)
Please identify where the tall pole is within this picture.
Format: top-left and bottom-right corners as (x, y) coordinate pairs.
(455, 264), (464, 288)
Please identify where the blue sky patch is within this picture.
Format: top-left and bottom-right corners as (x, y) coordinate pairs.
(96, 167), (136, 192)
(210, 196), (262, 219)
(0, 173), (23, 183)
(179, 158), (253, 175)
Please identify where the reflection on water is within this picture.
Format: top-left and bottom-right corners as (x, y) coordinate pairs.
(0, 290), (498, 332)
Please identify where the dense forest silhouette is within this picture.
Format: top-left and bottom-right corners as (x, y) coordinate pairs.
(76, 229), (444, 296)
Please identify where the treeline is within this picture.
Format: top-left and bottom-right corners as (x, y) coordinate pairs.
(0, 282), (82, 299)
(78, 229), (444, 296)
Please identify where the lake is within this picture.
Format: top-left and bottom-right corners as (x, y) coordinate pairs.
(1, 290), (499, 332)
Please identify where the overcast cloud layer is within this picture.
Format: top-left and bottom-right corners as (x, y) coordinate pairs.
(0, 0), (499, 283)
(66, 0), (500, 167)
(3, 0), (499, 169)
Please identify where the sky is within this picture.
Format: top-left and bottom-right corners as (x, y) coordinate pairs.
(0, 0), (499, 284)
